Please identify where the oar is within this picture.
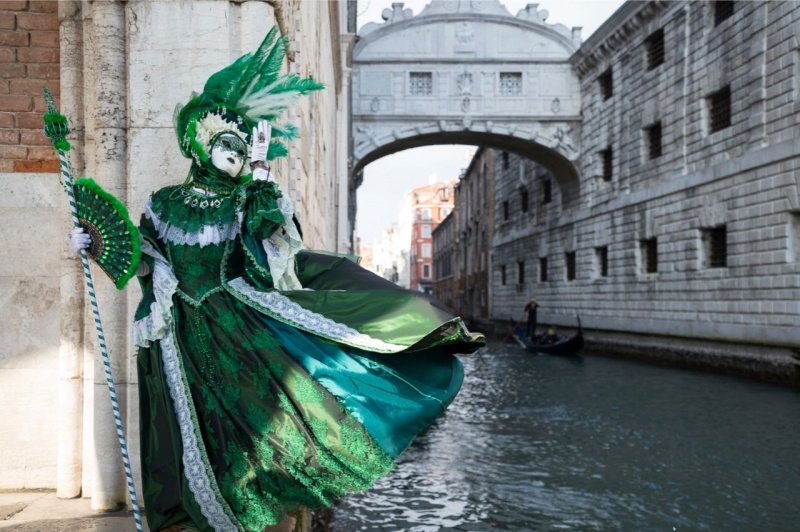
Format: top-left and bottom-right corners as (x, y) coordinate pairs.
(500, 312), (527, 347)
(42, 87), (144, 532)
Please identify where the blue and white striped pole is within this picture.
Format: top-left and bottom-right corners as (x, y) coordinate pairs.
(44, 88), (144, 532)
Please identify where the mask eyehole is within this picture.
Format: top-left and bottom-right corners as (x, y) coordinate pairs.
(221, 140), (231, 149)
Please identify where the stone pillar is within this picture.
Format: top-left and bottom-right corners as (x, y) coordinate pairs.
(87, 0), (129, 512)
(56, 0), (85, 500)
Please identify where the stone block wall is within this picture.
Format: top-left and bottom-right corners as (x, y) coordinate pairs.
(493, 1), (800, 349)
(0, 0), (59, 173)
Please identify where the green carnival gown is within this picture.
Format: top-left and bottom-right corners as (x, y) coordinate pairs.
(133, 177), (484, 531)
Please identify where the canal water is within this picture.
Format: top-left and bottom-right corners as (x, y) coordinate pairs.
(330, 343), (800, 532)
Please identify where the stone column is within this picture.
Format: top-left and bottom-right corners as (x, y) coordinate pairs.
(56, 0), (85, 500)
(87, 0), (129, 512)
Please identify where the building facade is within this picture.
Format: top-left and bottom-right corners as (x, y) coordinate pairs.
(492, 0), (800, 379)
(0, 0), (357, 514)
(432, 211), (456, 310)
(408, 181), (455, 292)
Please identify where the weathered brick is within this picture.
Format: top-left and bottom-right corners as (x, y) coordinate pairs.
(0, 80), (8, 94)
(14, 112), (42, 129)
(26, 145), (53, 159)
(28, 1), (57, 14)
(0, 145), (26, 158)
(29, 30), (57, 48)
(0, 94), (32, 111)
(0, 112), (14, 127)
(27, 63), (57, 79)
(19, 128), (48, 145)
(32, 94), (55, 111)
(0, 2), (29, 10)
(0, 30), (27, 46)
(0, 128), (18, 144)
(0, 12), (15, 30)
(0, 159), (14, 172)
(0, 48), (14, 63)
(16, 12), (57, 31)
(16, 47), (58, 63)
(15, 159), (59, 172)
(10, 78), (58, 95)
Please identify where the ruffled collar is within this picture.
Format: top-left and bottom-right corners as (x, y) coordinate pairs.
(189, 161), (241, 196)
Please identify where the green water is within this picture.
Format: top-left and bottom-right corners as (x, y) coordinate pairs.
(331, 343), (800, 531)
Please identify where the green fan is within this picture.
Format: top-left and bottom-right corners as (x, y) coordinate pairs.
(73, 178), (141, 289)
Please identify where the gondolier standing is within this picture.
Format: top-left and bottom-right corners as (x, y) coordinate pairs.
(524, 298), (539, 341)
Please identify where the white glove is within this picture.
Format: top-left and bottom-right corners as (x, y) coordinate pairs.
(68, 227), (91, 255)
(250, 120), (271, 167)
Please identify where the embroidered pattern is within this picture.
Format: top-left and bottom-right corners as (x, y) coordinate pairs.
(226, 277), (407, 353)
(143, 196), (242, 248)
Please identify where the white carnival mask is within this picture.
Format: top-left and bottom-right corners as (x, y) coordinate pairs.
(210, 132), (247, 177)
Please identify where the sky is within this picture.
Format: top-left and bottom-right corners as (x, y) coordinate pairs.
(354, 0), (627, 245)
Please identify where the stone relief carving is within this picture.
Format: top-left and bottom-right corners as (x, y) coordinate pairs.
(455, 21), (474, 44)
(370, 97), (379, 112)
(457, 71), (473, 95)
(461, 97), (471, 113)
(553, 126), (576, 152)
(551, 97), (561, 114)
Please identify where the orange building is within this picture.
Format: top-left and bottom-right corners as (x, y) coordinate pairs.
(408, 181), (455, 293)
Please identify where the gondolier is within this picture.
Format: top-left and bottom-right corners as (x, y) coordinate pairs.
(524, 298), (539, 341)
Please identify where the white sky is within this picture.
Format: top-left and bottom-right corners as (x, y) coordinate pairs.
(355, 0), (627, 244)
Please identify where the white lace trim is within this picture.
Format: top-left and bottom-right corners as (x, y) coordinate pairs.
(227, 276), (407, 353)
(160, 328), (242, 532)
(263, 188), (304, 291)
(133, 241), (242, 531)
(143, 197), (241, 248)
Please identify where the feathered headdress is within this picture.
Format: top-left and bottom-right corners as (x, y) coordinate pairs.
(174, 26), (324, 165)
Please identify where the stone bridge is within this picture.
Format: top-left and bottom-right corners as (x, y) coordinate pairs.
(352, 0), (585, 193)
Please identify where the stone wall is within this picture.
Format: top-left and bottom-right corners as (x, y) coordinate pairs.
(492, 1), (800, 362)
(0, 1), (353, 512)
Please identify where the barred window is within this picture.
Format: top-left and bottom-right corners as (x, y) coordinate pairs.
(599, 68), (613, 100)
(422, 264), (431, 279)
(601, 147), (613, 182)
(714, 1), (734, 26)
(708, 86), (731, 133)
(499, 72), (522, 96)
(521, 189), (529, 213)
(565, 252), (576, 281)
(703, 226), (727, 268)
(502, 201), (509, 221)
(502, 151), (509, 170)
(641, 238), (658, 274)
(596, 246), (608, 278)
(645, 122), (662, 160)
(539, 257), (548, 282)
(500, 264), (506, 285)
(409, 72), (432, 96)
(518, 261), (525, 284)
(543, 178), (552, 204)
(645, 29), (665, 70)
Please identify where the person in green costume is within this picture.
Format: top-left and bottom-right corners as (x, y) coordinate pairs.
(69, 27), (484, 532)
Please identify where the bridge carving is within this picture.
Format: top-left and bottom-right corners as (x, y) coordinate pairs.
(352, 0), (585, 188)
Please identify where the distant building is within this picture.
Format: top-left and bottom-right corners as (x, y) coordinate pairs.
(432, 211), (456, 310)
(371, 224), (404, 283)
(359, 243), (374, 271)
(409, 181), (455, 293)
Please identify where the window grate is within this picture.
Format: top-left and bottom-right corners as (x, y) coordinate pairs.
(502, 201), (509, 221)
(565, 252), (576, 281)
(642, 238), (658, 273)
(714, 1), (734, 26)
(521, 189), (529, 213)
(599, 68), (613, 100)
(499, 73), (522, 96)
(709, 226), (727, 267)
(502, 151), (509, 170)
(518, 261), (525, 284)
(597, 246), (608, 277)
(601, 147), (613, 182)
(543, 179), (552, 204)
(539, 257), (548, 282)
(409, 72), (432, 96)
(646, 122), (662, 160)
(500, 265), (506, 285)
(709, 86), (731, 133)
(645, 29), (665, 70)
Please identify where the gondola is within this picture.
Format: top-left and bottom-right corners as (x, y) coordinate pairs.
(514, 315), (584, 355)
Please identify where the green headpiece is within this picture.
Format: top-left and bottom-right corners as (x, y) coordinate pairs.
(174, 26), (324, 167)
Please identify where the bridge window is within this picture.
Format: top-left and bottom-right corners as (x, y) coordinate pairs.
(499, 72), (522, 96)
(645, 122), (662, 160)
(409, 72), (433, 96)
(708, 86), (731, 133)
(600, 147), (613, 182)
(543, 178), (552, 204)
(714, 1), (734, 26)
(599, 68), (613, 100)
(521, 189), (529, 213)
(645, 29), (665, 70)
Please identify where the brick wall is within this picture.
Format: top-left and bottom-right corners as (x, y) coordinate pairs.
(0, 0), (59, 173)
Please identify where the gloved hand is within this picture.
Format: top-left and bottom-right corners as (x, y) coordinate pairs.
(250, 120), (274, 182)
(68, 227), (91, 255)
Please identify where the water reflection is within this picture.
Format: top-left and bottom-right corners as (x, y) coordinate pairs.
(332, 343), (800, 532)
